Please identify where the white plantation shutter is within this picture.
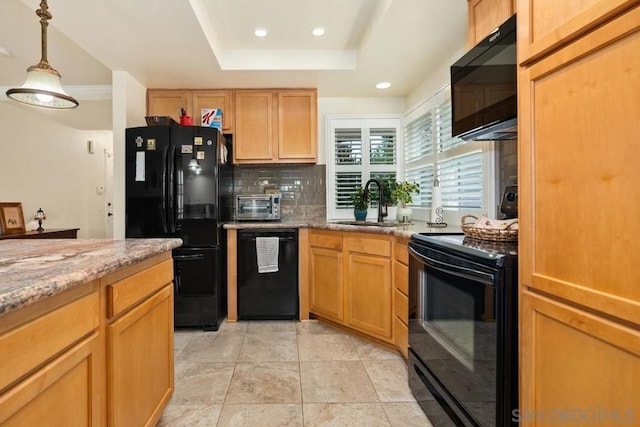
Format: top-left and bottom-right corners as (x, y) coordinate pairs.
(327, 116), (401, 220)
(438, 151), (483, 209)
(405, 166), (434, 207)
(403, 85), (490, 219)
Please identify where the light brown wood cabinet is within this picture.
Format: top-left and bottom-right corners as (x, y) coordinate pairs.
(308, 229), (394, 344)
(0, 285), (101, 426)
(0, 253), (175, 427)
(309, 230), (344, 322)
(147, 89), (191, 124)
(234, 89), (317, 164)
(517, 0), (638, 64)
(106, 258), (174, 427)
(147, 89), (233, 133)
(518, 4), (640, 424)
(467, 0), (516, 46)
(345, 235), (392, 341)
(392, 238), (409, 358)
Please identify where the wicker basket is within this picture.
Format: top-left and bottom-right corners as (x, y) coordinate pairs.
(461, 215), (518, 242)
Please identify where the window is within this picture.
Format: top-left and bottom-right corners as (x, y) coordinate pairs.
(404, 86), (495, 222)
(327, 116), (402, 220)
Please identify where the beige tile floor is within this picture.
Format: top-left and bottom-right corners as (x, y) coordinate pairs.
(158, 320), (433, 427)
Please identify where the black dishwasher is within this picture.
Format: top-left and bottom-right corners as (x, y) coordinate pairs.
(237, 229), (298, 320)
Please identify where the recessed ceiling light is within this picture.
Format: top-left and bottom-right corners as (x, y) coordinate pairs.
(254, 28), (268, 37)
(311, 27), (325, 37)
(376, 82), (392, 89)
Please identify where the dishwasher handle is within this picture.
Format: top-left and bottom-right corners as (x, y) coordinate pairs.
(239, 236), (296, 242)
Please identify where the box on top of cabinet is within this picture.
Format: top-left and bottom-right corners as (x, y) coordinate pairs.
(201, 109), (223, 130)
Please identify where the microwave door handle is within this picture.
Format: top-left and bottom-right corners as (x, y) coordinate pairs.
(409, 246), (494, 284)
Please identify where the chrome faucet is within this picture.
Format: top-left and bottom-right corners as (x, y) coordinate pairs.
(363, 178), (387, 223)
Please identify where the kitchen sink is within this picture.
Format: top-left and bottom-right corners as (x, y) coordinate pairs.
(331, 220), (404, 227)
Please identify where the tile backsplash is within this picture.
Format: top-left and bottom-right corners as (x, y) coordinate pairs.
(499, 140), (517, 191)
(234, 164), (326, 221)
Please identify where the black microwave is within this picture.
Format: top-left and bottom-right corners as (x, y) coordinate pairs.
(451, 14), (517, 141)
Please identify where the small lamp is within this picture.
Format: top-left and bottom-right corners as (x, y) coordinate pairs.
(34, 208), (46, 232)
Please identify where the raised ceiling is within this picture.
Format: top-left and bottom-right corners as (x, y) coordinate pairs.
(1, 0), (467, 101)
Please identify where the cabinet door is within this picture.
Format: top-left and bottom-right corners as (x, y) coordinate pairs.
(107, 284), (174, 427)
(345, 253), (392, 340)
(277, 90), (317, 163)
(520, 291), (640, 426)
(309, 247), (344, 322)
(467, 0), (515, 46)
(147, 90), (191, 123)
(517, 0), (637, 64)
(519, 8), (640, 325)
(192, 90), (233, 133)
(0, 334), (100, 426)
(234, 91), (275, 163)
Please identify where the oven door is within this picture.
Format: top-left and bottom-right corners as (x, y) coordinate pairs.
(408, 242), (511, 427)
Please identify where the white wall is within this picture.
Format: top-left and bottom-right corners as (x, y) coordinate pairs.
(0, 102), (113, 238)
(317, 97), (406, 164)
(405, 47), (467, 114)
(111, 71), (147, 239)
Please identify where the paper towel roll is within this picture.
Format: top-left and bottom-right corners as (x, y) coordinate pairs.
(430, 180), (444, 223)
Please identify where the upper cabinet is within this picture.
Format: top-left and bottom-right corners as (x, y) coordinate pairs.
(147, 89), (233, 133)
(517, 0), (639, 64)
(146, 90), (191, 124)
(467, 0), (516, 46)
(234, 89), (317, 164)
(147, 88), (317, 164)
(192, 90), (233, 133)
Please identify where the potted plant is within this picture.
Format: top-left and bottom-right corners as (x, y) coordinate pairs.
(391, 181), (419, 222)
(350, 185), (369, 221)
(380, 180), (398, 221)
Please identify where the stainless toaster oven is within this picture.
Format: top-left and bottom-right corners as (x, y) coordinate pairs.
(236, 194), (281, 221)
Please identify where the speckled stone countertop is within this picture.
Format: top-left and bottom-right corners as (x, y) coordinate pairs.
(0, 238), (182, 317)
(224, 220), (463, 239)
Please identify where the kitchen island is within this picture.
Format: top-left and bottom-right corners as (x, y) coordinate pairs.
(0, 238), (182, 426)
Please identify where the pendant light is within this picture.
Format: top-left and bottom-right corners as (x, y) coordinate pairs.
(6, 0), (79, 109)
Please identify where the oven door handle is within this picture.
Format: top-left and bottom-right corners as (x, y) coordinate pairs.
(409, 246), (494, 284)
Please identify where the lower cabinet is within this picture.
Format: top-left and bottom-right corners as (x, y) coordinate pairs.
(345, 236), (392, 340)
(0, 252), (175, 427)
(392, 238), (409, 357)
(0, 333), (101, 426)
(520, 290), (640, 425)
(107, 284), (174, 427)
(309, 229), (394, 344)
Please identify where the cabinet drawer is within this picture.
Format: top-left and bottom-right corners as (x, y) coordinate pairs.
(107, 259), (173, 318)
(347, 236), (391, 258)
(394, 317), (408, 359)
(394, 262), (408, 295)
(310, 230), (342, 250)
(394, 289), (409, 325)
(394, 240), (408, 265)
(0, 291), (99, 392)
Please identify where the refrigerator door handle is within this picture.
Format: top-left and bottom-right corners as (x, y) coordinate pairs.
(160, 145), (169, 233)
(168, 146), (177, 233)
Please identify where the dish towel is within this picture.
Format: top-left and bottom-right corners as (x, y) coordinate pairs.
(256, 237), (279, 273)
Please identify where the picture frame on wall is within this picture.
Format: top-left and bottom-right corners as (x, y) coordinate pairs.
(0, 202), (26, 235)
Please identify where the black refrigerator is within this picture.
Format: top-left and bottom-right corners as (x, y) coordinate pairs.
(125, 125), (233, 330)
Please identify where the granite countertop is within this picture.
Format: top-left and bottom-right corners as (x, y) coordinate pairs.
(0, 238), (182, 317)
(224, 220), (463, 239)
